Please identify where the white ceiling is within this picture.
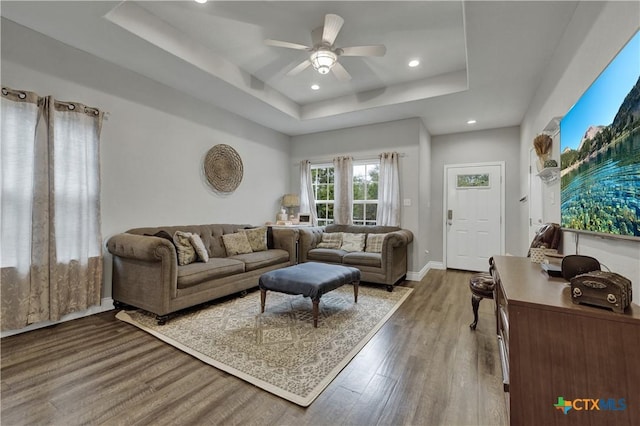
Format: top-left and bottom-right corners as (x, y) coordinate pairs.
(1, 1), (580, 136)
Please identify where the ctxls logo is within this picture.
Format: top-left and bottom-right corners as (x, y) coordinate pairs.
(554, 397), (627, 415)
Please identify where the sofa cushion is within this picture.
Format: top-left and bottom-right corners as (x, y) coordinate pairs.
(317, 232), (343, 249)
(230, 249), (289, 272)
(177, 258), (245, 288)
(222, 232), (253, 256)
(340, 233), (366, 252)
(343, 252), (382, 268)
(189, 233), (209, 262)
(173, 231), (197, 266)
(307, 248), (347, 263)
(240, 227), (268, 252)
(365, 233), (387, 253)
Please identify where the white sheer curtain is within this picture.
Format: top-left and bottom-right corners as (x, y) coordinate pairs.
(333, 156), (353, 225)
(1, 88), (104, 331)
(377, 152), (401, 226)
(1, 89), (44, 327)
(46, 97), (104, 320)
(299, 160), (318, 226)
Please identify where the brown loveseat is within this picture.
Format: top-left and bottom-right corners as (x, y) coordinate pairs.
(106, 224), (298, 324)
(298, 224), (413, 291)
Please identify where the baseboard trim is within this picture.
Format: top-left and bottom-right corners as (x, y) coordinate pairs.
(1, 297), (115, 338)
(406, 261), (445, 282)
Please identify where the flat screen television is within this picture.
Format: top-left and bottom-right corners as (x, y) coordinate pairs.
(560, 30), (640, 240)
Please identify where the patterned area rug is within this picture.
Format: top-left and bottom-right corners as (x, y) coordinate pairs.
(116, 284), (412, 406)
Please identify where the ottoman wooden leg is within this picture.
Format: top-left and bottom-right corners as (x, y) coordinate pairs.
(312, 299), (319, 328)
(260, 289), (267, 314)
(353, 281), (359, 303)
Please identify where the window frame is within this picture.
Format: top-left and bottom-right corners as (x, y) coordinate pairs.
(310, 160), (380, 226)
(310, 164), (335, 227)
(352, 160), (379, 226)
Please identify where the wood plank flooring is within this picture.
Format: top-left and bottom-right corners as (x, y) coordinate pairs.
(1, 269), (507, 425)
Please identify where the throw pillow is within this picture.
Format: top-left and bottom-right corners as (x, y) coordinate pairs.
(340, 233), (366, 252)
(173, 231), (197, 266)
(189, 233), (209, 262)
(365, 233), (387, 253)
(222, 232), (253, 256)
(240, 227), (268, 252)
(317, 232), (343, 249)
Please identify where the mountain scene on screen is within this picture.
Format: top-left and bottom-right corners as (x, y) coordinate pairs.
(561, 76), (640, 237)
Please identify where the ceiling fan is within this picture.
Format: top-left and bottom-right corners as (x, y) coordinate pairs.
(264, 14), (386, 81)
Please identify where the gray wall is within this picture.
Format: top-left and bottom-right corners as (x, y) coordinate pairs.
(430, 126), (522, 262)
(520, 1), (640, 295)
(417, 121), (432, 270)
(1, 19), (292, 299)
(290, 118), (430, 276)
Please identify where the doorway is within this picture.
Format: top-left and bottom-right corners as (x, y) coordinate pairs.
(444, 162), (505, 271)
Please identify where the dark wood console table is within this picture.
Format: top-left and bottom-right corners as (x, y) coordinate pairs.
(492, 256), (640, 426)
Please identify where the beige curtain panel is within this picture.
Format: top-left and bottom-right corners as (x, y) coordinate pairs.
(1, 87), (104, 331)
(333, 156), (353, 225)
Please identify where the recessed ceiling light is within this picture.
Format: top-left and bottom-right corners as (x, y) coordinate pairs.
(311, 84), (320, 90)
(467, 119), (477, 124)
(194, 0), (207, 3)
(408, 59), (420, 68)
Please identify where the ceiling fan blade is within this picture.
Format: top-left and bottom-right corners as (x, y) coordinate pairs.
(286, 59), (312, 76)
(264, 39), (310, 50)
(311, 27), (323, 46)
(331, 61), (352, 81)
(322, 14), (344, 45)
(339, 45), (387, 57)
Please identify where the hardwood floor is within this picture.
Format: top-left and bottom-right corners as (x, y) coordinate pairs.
(1, 269), (507, 425)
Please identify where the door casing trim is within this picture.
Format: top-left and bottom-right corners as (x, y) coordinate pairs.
(442, 161), (506, 270)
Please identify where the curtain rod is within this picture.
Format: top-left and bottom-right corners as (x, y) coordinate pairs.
(296, 152), (406, 166)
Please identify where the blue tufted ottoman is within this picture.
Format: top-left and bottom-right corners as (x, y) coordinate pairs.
(259, 262), (361, 327)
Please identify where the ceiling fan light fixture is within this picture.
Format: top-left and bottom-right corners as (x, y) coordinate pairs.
(310, 49), (337, 75)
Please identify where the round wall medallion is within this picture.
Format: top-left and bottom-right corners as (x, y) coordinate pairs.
(204, 144), (243, 193)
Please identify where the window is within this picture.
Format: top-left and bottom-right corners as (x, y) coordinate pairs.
(311, 166), (334, 226)
(353, 163), (379, 225)
(311, 161), (379, 225)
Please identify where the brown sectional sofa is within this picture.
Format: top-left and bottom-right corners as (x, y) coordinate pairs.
(298, 224), (413, 291)
(106, 224), (298, 324)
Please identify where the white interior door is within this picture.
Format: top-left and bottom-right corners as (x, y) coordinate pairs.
(445, 163), (503, 272)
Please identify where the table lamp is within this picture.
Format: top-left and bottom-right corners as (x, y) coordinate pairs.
(282, 194), (300, 219)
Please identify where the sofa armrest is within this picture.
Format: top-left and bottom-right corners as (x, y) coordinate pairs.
(106, 233), (177, 263)
(382, 229), (414, 251)
(380, 229), (413, 284)
(107, 233), (178, 314)
(271, 228), (299, 265)
(298, 227), (325, 263)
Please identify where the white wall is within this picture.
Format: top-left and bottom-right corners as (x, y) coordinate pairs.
(520, 2), (640, 297)
(430, 127), (522, 262)
(1, 19), (292, 300)
(290, 118), (429, 276)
